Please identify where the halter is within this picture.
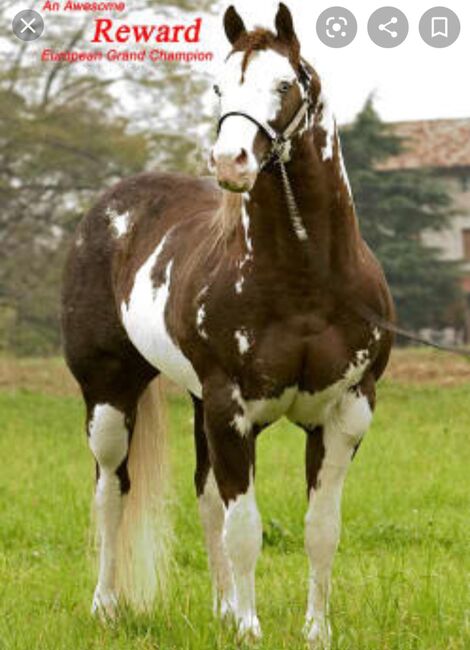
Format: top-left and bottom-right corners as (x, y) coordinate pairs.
(215, 68), (470, 357)
(216, 67), (313, 242)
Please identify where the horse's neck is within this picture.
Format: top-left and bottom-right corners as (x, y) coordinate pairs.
(243, 123), (361, 281)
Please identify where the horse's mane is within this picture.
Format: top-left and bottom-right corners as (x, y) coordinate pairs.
(210, 190), (243, 249)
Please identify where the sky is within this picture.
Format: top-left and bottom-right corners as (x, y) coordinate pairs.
(204, 0), (470, 124)
(3, 0), (469, 126)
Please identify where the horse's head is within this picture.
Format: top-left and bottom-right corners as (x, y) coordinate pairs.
(210, 3), (321, 193)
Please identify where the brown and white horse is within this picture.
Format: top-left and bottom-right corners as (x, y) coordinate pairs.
(62, 4), (394, 647)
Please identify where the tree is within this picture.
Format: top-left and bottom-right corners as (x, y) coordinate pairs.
(341, 99), (463, 331)
(0, 0), (216, 354)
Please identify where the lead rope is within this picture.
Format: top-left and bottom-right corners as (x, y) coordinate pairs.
(277, 157), (309, 242)
(277, 153), (470, 359)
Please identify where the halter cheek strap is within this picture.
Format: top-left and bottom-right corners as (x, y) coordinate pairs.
(216, 66), (313, 170)
(216, 69), (313, 244)
(217, 96), (312, 170)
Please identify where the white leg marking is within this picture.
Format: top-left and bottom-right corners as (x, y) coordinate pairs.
(199, 470), (235, 617)
(88, 404), (129, 620)
(304, 393), (372, 649)
(224, 476), (262, 640)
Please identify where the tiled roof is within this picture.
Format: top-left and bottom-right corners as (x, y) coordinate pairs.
(378, 118), (470, 171)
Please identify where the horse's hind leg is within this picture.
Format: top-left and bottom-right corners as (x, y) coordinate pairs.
(303, 386), (374, 648)
(79, 354), (157, 619)
(88, 400), (133, 618)
(193, 397), (234, 617)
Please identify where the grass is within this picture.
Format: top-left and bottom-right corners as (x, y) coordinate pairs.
(0, 373), (469, 649)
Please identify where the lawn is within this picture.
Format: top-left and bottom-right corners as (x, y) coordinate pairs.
(0, 358), (469, 649)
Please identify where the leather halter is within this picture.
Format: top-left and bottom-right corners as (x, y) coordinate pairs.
(214, 71), (470, 357)
(216, 67), (313, 170)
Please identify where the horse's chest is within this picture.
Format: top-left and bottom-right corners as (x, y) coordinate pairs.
(242, 348), (370, 428)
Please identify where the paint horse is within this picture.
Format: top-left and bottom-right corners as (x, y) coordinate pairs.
(62, 4), (394, 647)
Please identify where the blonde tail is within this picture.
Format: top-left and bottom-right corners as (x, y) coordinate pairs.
(115, 377), (172, 612)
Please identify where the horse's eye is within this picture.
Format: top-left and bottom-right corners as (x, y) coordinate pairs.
(278, 81), (291, 94)
(213, 84), (222, 97)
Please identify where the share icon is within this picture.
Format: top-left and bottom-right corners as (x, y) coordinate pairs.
(368, 7), (409, 48)
(378, 16), (398, 38)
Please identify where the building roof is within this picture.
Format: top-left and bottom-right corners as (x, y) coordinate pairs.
(378, 118), (470, 171)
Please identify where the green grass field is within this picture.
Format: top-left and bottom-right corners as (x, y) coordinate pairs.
(0, 373), (469, 649)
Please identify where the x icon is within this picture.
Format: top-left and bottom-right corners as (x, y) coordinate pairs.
(20, 17), (36, 33)
(12, 9), (44, 41)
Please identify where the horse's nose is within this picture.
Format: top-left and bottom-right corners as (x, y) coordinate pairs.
(211, 146), (253, 192)
(212, 147), (249, 170)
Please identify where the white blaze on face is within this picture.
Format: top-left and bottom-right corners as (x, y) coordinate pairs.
(214, 50), (297, 170)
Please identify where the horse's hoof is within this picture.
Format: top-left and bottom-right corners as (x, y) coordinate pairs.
(303, 618), (332, 649)
(237, 615), (262, 644)
(91, 589), (119, 622)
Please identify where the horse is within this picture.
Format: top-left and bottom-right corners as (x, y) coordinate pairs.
(61, 3), (394, 647)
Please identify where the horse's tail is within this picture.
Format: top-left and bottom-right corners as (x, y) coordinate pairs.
(115, 377), (172, 611)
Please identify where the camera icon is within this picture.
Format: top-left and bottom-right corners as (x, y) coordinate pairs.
(316, 7), (358, 48)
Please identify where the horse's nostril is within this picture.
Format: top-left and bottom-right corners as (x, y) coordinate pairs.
(235, 149), (248, 166)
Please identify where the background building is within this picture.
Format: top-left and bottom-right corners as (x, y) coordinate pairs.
(380, 118), (470, 341)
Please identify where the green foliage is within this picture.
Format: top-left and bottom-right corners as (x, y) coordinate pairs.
(341, 99), (463, 330)
(0, 383), (469, 648)
(0, 1), (214, 355)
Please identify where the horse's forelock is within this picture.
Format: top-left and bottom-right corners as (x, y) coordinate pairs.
(229, 28), (300, 80)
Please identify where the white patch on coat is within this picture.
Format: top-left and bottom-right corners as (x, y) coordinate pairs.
(372, 327), (382, 342)
(196, 304), (208, 340)
(215, 49), (297, 165)
(88, 404), (128, 471)
(224, 475), (262, 639)
(231, 385), (297, 436)
(199, 470), (235, 617)
(235, 329), (250, 355)
(88, 404), (129, 619)
(234, 197), (253, 295)
(107, 207), (131, 239)
(121, 234), (202, 398)
(241, 199), (253, 254)
(318, 92), (336, 161)
(338, 142), (353, 200)
(235, 277), (245, 294)
(231, 346), (371, 437)
(289, 349), (370, 427)
(304, 391), (373, 646)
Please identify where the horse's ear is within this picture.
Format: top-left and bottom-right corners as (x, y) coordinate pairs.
(224, 5), (247, 45)
(275, 2), (298, 45)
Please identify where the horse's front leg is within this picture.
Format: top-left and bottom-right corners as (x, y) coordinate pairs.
(192, 396), (235, 618)
(203, 374), (262, 640)
(303, 384), (374, 649)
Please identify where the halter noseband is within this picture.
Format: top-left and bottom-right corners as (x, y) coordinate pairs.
(216, 66), (312, 170)
(215, 65), (313, 244)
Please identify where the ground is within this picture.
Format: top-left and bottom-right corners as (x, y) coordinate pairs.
(0, 351), (469, 649)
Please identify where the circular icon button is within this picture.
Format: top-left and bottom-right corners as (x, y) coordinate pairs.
(316, 7), (357, 48)
(368, 7), (409, 48)
(419, 7), (460, 48)
(12, 9), (44, 42)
